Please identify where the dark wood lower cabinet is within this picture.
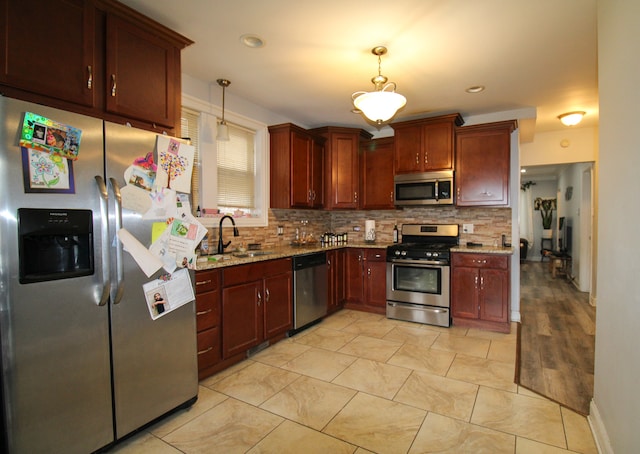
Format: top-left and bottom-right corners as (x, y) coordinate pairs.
(327, 249), (345, 314)
(344, 248), (386, 315)
(221, 280), (263, 359)
(451, 253), (510, 333)
(221, 258), (292, 363)
(194, 269), (222, 380)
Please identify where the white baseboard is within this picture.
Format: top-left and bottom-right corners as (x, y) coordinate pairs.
(588, 399), (614, 454)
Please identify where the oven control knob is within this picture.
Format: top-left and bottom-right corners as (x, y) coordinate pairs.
(433, 252), (439, 258)
(400, 250), (407, 257)
(425, 252), (432, 257)
(394, 250), (401, 256)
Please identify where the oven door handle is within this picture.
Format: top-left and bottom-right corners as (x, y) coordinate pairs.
(389, 258), (448, 267)
(387, 302), (449, 313)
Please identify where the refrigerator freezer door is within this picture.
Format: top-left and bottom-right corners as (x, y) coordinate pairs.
(104, 122), (198, 438)
(0, 96), (114, 453)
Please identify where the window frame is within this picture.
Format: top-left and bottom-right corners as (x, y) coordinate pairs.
(182, 93), (269, 228)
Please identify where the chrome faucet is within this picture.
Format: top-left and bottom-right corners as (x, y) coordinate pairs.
(217, 215), (239, 254)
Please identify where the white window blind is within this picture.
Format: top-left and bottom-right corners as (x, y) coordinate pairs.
(217, 123), (255, 209)
(180, 107), (200, 212)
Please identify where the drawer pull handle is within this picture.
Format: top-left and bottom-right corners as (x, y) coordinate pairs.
(197, 346), (213, 355)
(196, 309), (213, 316)
(196, 279), (213, 286)
(111, 74), (117, 96)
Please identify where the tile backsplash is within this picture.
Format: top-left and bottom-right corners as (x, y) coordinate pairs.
(201, 207), (512, 252)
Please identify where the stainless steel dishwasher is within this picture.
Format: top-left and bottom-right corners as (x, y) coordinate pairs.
(291, 251), (328, 333)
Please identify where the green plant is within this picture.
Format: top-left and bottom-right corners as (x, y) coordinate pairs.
(534, 197), (557, 229)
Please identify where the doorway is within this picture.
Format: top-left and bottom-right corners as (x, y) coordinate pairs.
(517, 162), (596, 414)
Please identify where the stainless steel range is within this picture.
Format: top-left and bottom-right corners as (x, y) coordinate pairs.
(386, 224), (459, 327)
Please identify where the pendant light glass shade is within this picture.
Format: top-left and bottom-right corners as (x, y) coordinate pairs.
(216, 78), (231, 141)
(352, 46), (406, 124)
(216, 122), (229, 141)
(353, 86), (407, 124)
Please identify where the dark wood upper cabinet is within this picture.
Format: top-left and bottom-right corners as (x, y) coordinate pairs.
(105, 13), (180, 128)
(0, 0), (192, 133)
(391, 114), (463, 174)
(312, 126), (372, 210)
(455, 120), (516, 207)
(0, 0), (96, 108)
(269, 123), (325, 209)
(360, 136), (395, 209)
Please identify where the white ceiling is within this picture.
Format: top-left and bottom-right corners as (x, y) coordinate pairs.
(120, 0), (598, 139)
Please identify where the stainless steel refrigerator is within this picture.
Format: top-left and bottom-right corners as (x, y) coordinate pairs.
(0, 96), (198, 453)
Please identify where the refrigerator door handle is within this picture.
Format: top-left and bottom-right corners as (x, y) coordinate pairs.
(95, 176), (111, 306)
(109, 177), (125, 305)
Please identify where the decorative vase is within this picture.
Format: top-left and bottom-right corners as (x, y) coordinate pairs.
(542, 229), (553, 239)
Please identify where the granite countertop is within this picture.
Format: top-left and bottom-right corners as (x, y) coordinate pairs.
(451, 244), (515, 255)
(195, 241), (390, 270)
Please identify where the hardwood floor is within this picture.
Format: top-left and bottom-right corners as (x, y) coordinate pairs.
(517, 260), (595, 415)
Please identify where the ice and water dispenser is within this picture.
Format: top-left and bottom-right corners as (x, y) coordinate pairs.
(18, 208), (94, 284)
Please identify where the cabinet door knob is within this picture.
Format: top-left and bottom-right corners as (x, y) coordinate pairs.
(415, 152), (419, 164)
(87, 65), (93, 89)
(257, 290), (262, 306)
(265, 288), (270, 302)
(111, 74), (117, 97)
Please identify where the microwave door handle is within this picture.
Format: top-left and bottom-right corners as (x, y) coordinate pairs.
(109, 177), (125, 305)
(95, 176), (111, 307)
(435, 179), (439, 201)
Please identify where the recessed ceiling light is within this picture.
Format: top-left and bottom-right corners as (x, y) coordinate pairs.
(465, 85), (485, 94)
(240, 34), (265, 48)
(521, 168), (527, 173)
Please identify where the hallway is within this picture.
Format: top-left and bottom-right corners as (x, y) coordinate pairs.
(517, 260), (595, 415)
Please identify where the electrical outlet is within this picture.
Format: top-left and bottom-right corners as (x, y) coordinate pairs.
(277, 226), (284, 235)
(462, 223), (474, 234)
(353, 226), (361, 232)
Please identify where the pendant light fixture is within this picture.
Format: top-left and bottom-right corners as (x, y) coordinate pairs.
(352, 46), (406, 125)
(216, 78), (230, 141)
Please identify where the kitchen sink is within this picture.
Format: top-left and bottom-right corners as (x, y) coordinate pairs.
(232, 251), (274, 258)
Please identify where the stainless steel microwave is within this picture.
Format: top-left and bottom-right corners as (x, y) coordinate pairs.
(394, 171), (454, 206)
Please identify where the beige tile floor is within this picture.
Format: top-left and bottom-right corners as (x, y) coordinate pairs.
(111, 310), (598, 454)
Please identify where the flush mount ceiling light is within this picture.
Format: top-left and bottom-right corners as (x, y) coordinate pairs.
(240, 34), (264, 48)
(352, 46), (406, 125)
(465, 85), (485, 93)
(558, 111), (586, 126)
(216, 78), (230, 141)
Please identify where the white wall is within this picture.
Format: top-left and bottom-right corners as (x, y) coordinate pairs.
(590, 0), (640, 452)
(520, 127), (597, 167)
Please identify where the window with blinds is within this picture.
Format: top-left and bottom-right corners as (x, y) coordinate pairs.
(180, 107), (200, 213)
(217, 123), (255, 211)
